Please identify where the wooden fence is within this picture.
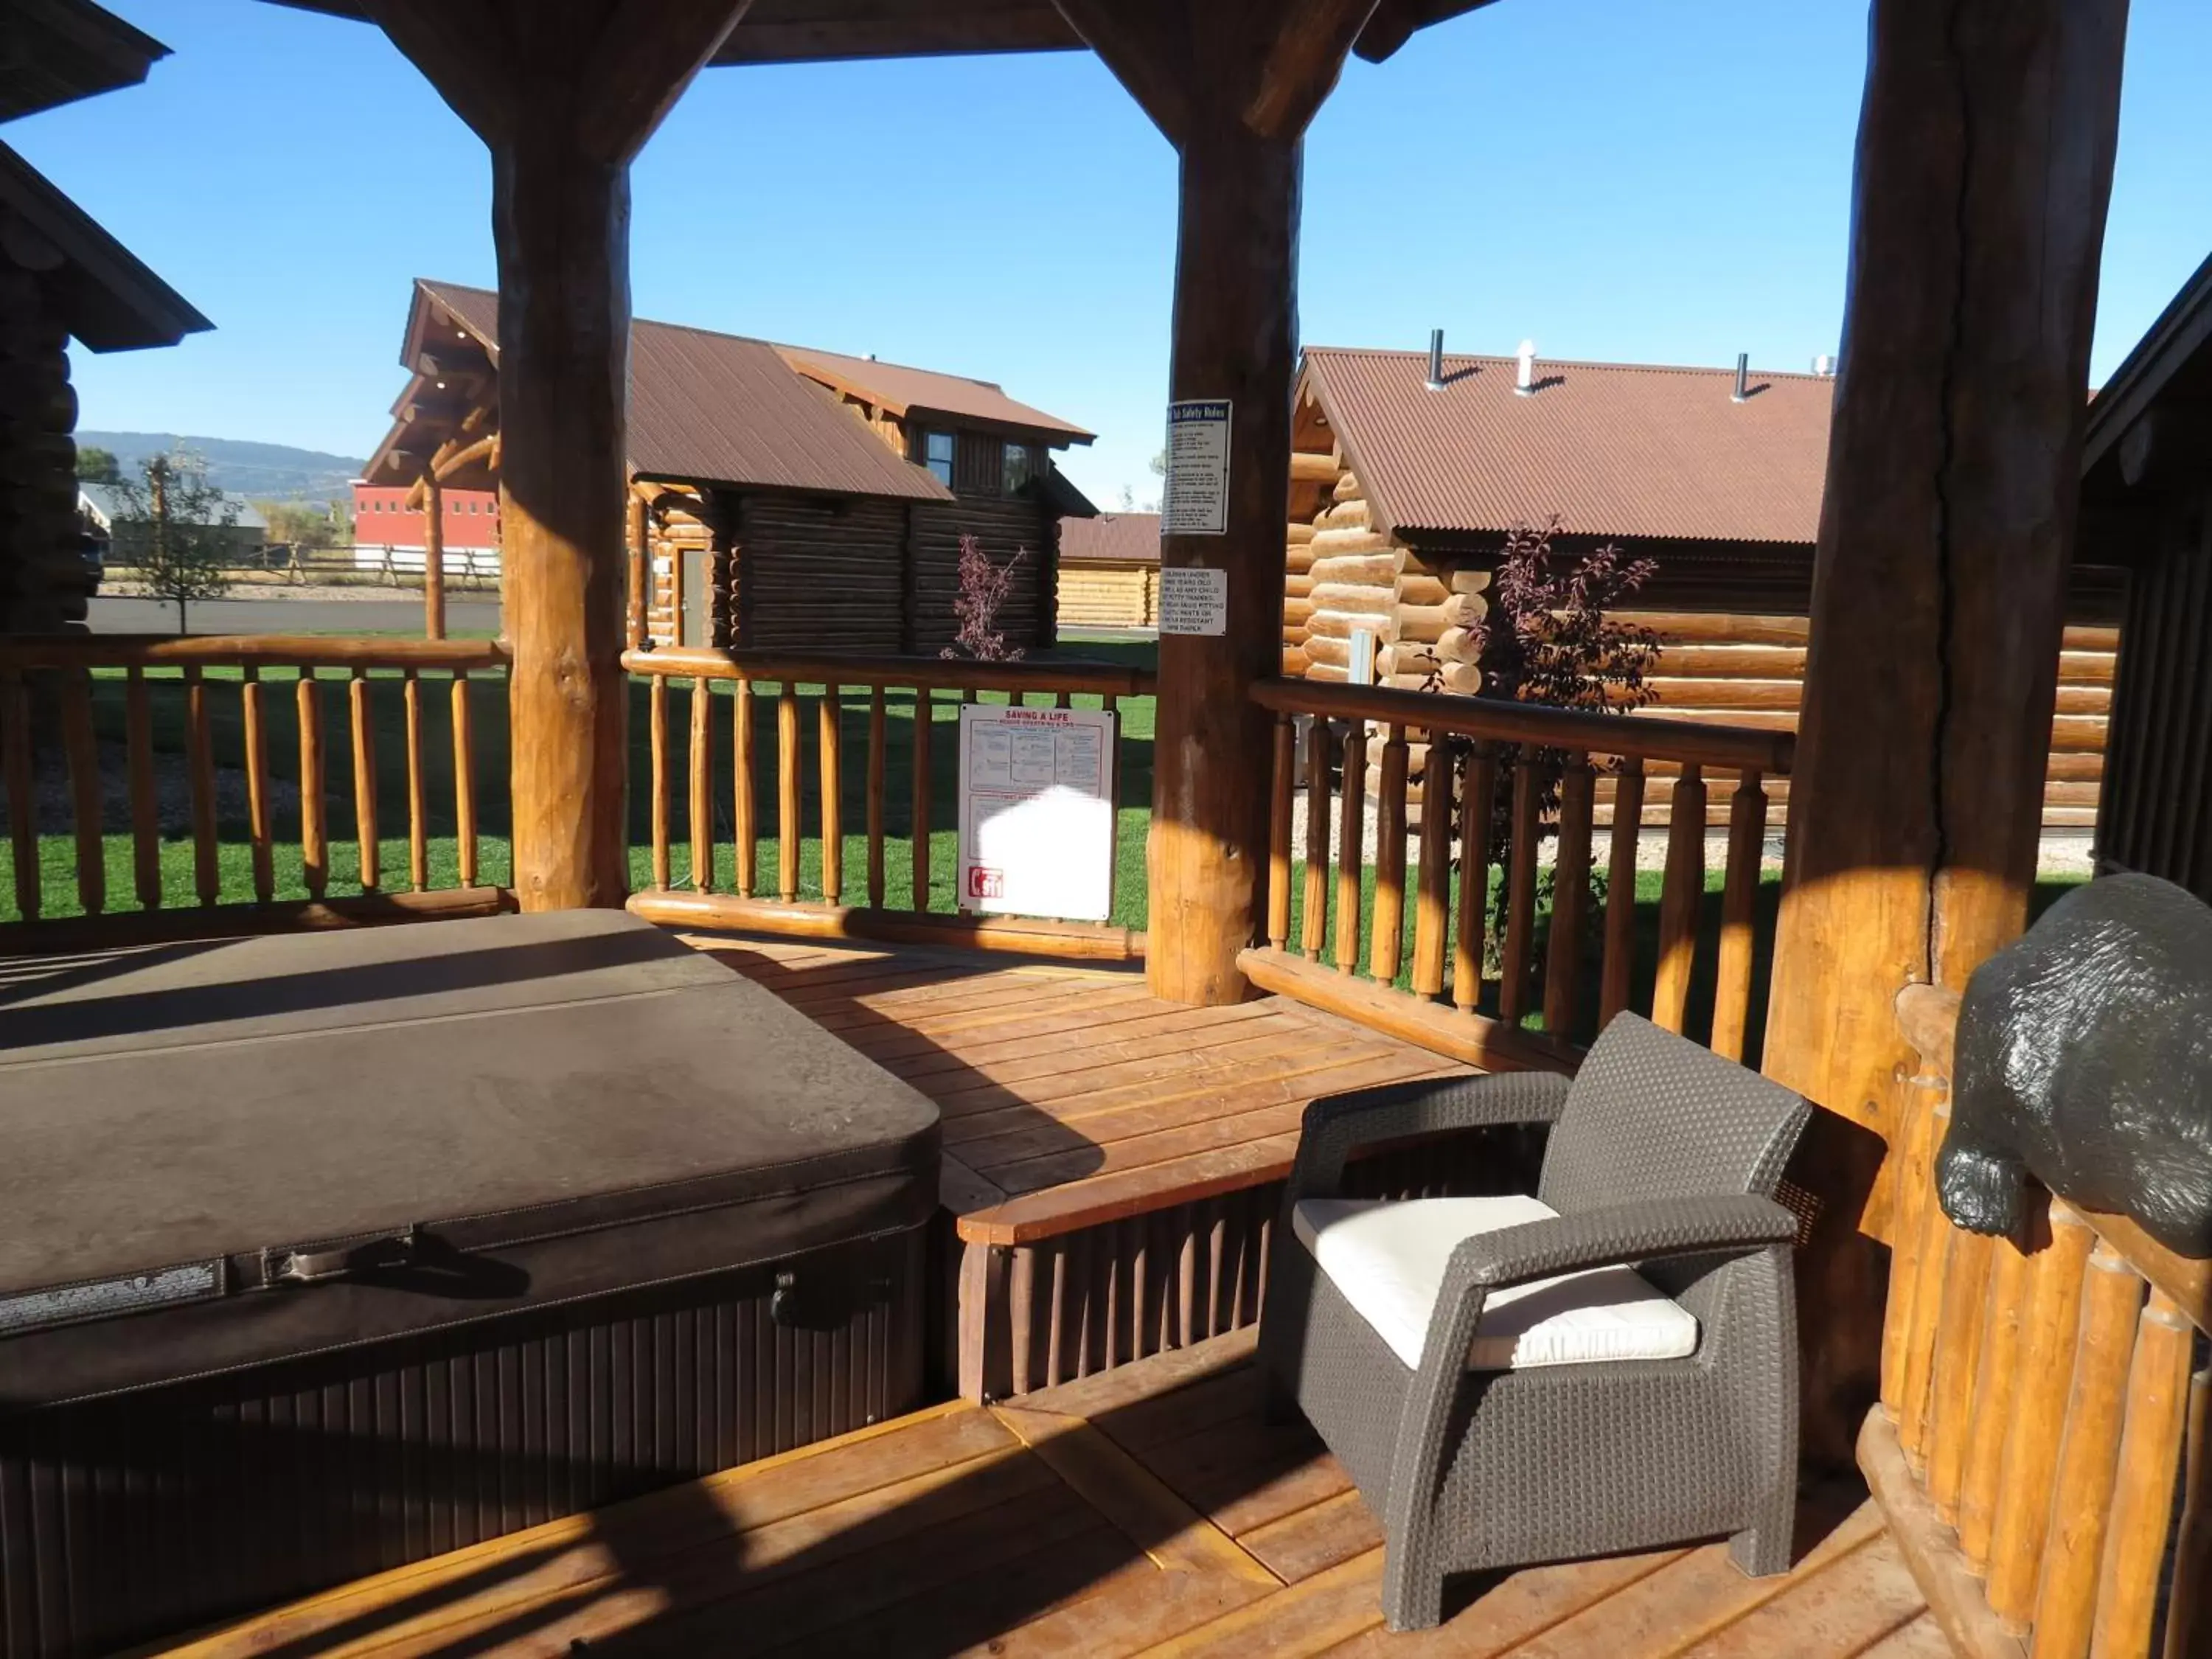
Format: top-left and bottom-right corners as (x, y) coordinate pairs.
(624, 646), (1155, 960)
(1241, 677), (1795, 1071)
(1869, 984), (2208, 1659)
(0, 635), (511, 947)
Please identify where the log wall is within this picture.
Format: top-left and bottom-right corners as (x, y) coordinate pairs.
(909, 495), (1057, 654)
(1283, 462), (2116, 832)
(1057, 560), (1158, 630)
(0, 266), (86, 634)
(737, 494), (908, 654)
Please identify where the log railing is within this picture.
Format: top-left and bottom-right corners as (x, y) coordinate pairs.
(0, 636), (512, 947)
(1242, 678), (1795, 1074)
(622, 646), (1155, 960)
(1867, 984), (2209, 1659)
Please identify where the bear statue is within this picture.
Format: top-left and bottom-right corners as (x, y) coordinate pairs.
(1936, 872), (2212, 1258)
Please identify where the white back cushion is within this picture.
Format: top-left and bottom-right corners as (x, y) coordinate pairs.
(1293, 1194), (1699, 1372)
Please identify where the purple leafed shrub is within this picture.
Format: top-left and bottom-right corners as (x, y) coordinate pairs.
(942, 534), (1026, 661)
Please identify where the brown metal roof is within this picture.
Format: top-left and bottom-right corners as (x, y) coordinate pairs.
(415, 281), (952, 501)
(776, 344), (1094, 444)
(1058, 512), (1160, 565)
(1302, 347), (1836, 547)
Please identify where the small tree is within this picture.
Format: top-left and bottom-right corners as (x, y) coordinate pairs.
(76, 446), (121, 484)
(1427, 517), (1660, 969)
(942, 534), (1026, 662)
(110, 450), (237, 633)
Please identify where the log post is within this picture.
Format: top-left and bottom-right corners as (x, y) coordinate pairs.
(1761, 0), (2129, 1471)
(420, 467), (447, 639)
(365, 0), (750, 911)
(1054, 0), (1380, 1004)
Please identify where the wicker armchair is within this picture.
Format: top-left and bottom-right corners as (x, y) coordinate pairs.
(1256, 1012), (1812, 1631)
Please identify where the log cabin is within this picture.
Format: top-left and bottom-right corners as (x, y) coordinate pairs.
(1285, 341), (2126, 829)
(0, 0), (2199, 1653)
(1056, 509), (1160, 630)
(360, 278), (1096, 649)
(1, 2), (208, 635)
(2081, 248), (2212, 900)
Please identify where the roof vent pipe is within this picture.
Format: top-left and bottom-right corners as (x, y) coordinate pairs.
(1425, 328), (1446, 391)
(1812, 353), (1837, 377)
(1514, 339), (1536, 396)
(1731, 352), (1750, 403)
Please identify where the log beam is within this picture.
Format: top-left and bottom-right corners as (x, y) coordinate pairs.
(1055, 0), (1379, 1004)
(419, 467), (446, 640)
(1763, 0), (2129, 1470)
(364, 0), (751, 911)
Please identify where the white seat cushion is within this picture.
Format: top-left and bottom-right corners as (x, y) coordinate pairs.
(1292, 1194), (1699, 1372)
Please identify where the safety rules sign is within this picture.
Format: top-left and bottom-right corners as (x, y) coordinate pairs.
(1161, 399), (1231, 535)
(957, 704), (1118, 922)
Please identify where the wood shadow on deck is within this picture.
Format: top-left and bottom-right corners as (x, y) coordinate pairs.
(179, 1329), (1932, 1659)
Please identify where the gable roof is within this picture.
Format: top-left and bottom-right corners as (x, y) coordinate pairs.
(394, 281), (954, 502)
(1, 0), (168, 123)
(0, 142), (209, 352)
(1300, 347), (1835, 548)
(80, 483), (266, 532)
(1060, 512), (1159, 564)
(776, 344), (1093, 445)
(2081, 250), (2212, 479)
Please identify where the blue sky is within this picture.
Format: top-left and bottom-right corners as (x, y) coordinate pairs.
(10, 0), (2211, 509)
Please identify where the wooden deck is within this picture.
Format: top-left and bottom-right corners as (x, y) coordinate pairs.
(680, 933), (1472, 1246)
(177, 1327), (1941, 1658)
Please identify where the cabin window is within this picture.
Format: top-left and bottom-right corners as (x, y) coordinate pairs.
(1003, 444), (1034, 495)
(924, 431), (956, 487)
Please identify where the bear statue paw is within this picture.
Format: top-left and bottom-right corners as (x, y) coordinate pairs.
(1935, 1142), (2024, 1238)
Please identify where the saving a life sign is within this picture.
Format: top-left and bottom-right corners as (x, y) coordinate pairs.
(956, 704), (1118, 922)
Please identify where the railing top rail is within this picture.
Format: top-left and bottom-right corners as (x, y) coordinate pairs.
(625, 645), (1156, 700)
(1251, 677), (1795, 775)
(0, 635), (510, 671)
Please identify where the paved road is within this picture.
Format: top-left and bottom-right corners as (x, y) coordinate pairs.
(88, 596), (504, 636)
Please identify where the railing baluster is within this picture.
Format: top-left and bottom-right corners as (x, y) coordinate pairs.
(1599, 756), (1645, 1026)
(911, 686), (933, 911)
(1542, 757), (1596, 1040)
(190, 666), (222, 905)
(2089, 1290), (2196, 1658)
(62, 667), (103, 915)
(4, 672), (35, 920)
(402, 669), (427, 892)
(2168, 1367), (2211, 1659)
(240, 667), (274, 904)
(1957, 1229), (2034, 1571)
(1332, 718), (1367, 975)
(1267, 714), (1295, 953)
(2030, 1245), (2146, 1658)
(690, 676), (714, 894)
(1368, 723), (1409, 984)
(1497, 757), (1540, 1027)
(127, 666), (160, 909)
(1651, 762), (1707, 1032)
(650, 670), (672, 891)
(1454, 740), (1499, 1014)
(298, 671), (327, 900)
(1899, 1095), (1962, 1475)
(1709, 768), (1767, 1061)
(1927, 1228), (1995, 1522)
(733, 676), (756, 897)
(778, 681), (800, 902)
(818, 683), (842, 905)
(451, 671), (477, 888)
(867, 684), (887, 908)
(1411, 733), (1452, 997)
(1301, 714), (1329, 961)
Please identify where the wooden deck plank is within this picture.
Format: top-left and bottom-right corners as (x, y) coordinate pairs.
(184, 1328), (1924, 1659)
(961, 1131), (1310, 1245)
(1670, 1530), (1930, 1658)
(927, 1015), (1332, 1110)
(1491, 1496), (1885, 1659)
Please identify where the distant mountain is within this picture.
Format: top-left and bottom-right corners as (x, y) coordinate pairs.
(77, 432), (366, 507)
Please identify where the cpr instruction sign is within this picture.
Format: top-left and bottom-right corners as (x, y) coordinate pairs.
(1162, 399), (1231, 535)
(957, 704), (1118, 922)
(1159, 566), (1228, 636)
